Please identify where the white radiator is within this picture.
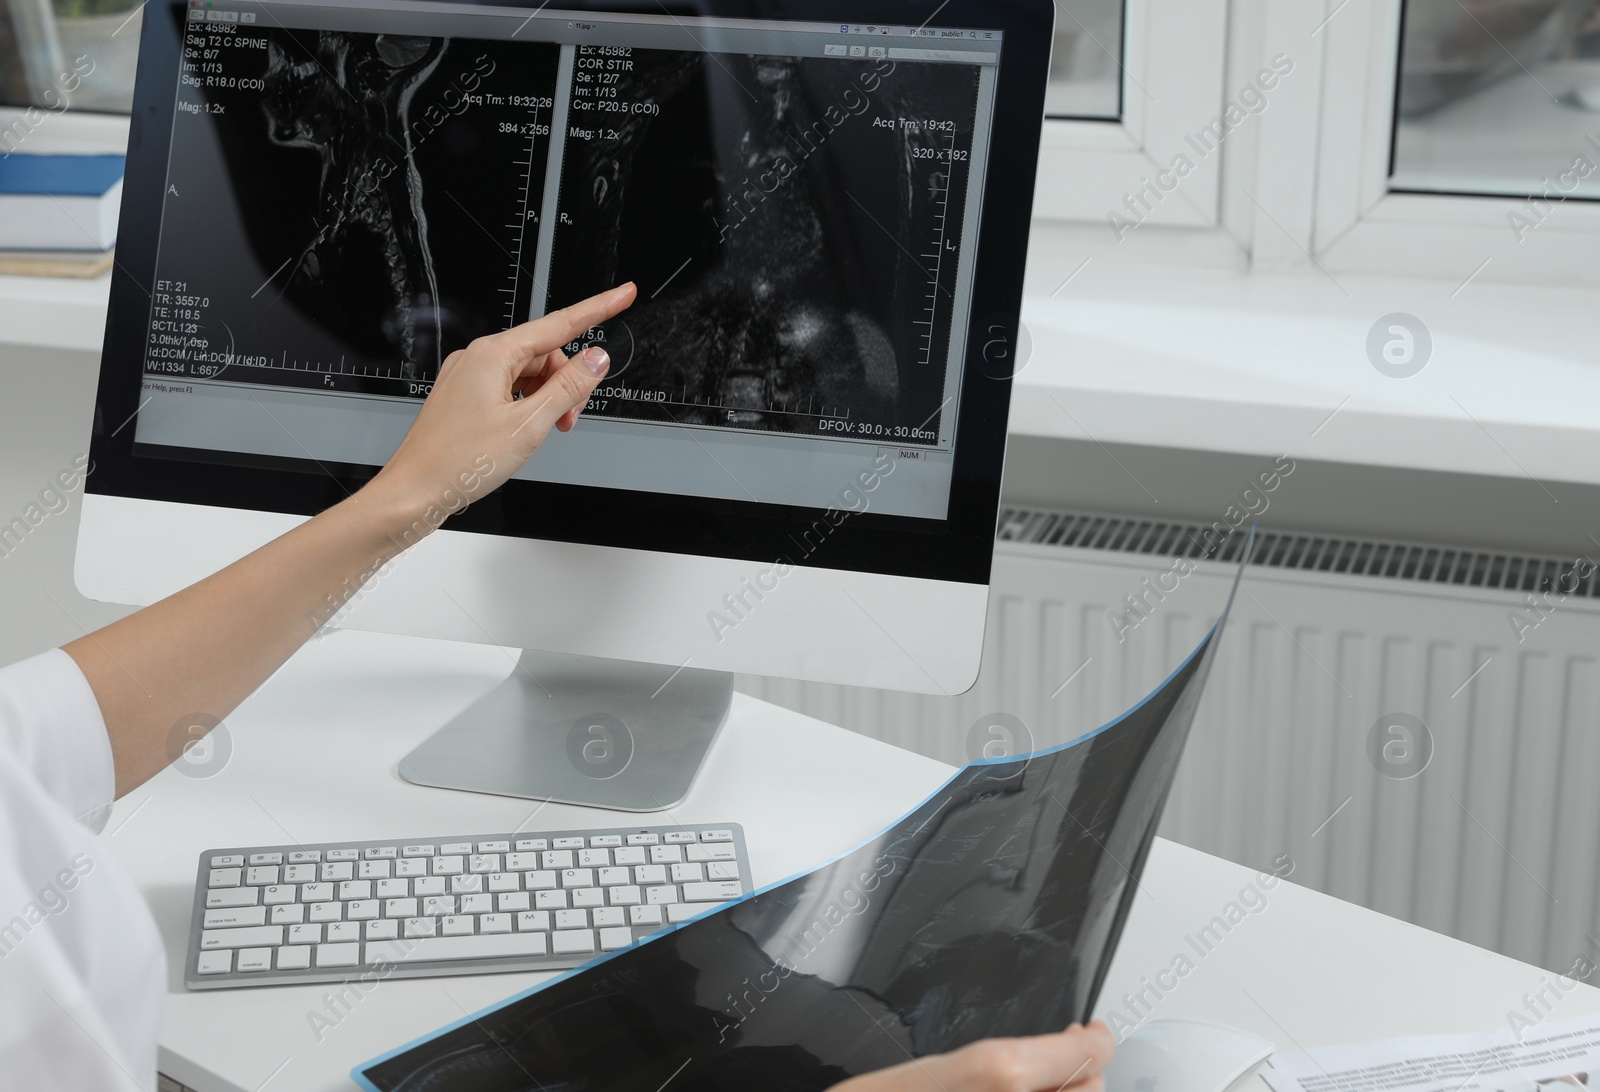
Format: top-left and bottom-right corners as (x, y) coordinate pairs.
(737, 509), (1600, 974)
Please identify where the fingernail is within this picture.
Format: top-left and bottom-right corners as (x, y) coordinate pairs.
(581, 346), (610, 377)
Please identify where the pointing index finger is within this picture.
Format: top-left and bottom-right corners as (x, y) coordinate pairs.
(495, 282), (637, 370)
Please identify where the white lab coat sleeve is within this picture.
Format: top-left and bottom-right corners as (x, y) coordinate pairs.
(0, 648), (117, 831)
(0, 648), (165, 1091)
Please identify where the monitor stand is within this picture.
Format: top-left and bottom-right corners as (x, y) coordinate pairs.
(397, 650), (733, 811)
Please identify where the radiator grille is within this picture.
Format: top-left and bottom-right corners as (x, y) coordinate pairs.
(997, 506), (1600, 598)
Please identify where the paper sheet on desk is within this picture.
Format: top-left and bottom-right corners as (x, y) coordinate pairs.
(353, 535), (1256, 1092)
(1263, 1013), (1600, 1092)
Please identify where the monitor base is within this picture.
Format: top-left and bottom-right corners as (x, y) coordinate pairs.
(398, 650), (732, 811)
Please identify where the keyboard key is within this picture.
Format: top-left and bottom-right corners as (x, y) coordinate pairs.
(321, 862), (354, 882)
(553, 837), (584, 850)
(271, 904), (305, 925)
(629, 905), (663, 926)
(497, 892), (530, 912)
(571, 888), (605, 908)
(686, 844), (736, 862)
(701, 830), (734, 843)
(600, 927), (633, 951)
(208, 868), (242, 888)
(516, 910), (549, 932)
(560, 868), (594, 889)
(591, 907), (625, 928)
(288, 851), (322, 864)
(634, 865), (667, 885)
(645, 886), (679, 905)
(534, 889), (568, 910)
(542, 850), (574, 870)
(263, 885), (296, 905)
(404, 917), (436, 938)
(524, 871), (557, 891)
(707, 862), (740, 881)
(366, 919), (399, 941)
(203, 906), (265, 928)
(441, 842), (472, 855)
(346, 900), (379, 920)
(598, 867), (631, 886)
(626, 833), (659, 846)
(357, 860), (391, 880)
(460, 893), (493, 915)
(667, 904), (703, 923)
(368, 932), (547, 964)
(309, 902), (342, 923)
(649, 846), (683, 865)
(277, 946), (311, 970)
(477, 841), (510, 853)
(670, 863), (704, 884)
(300, 883), (334, 903)
(422, 896), (456, 917)
(385, 897), (419, 919)
(317, 942), (361, 967)
(665, 831), (696, 844)
(377, 878), (409, 898)
(402, 845), (434, 857)
(395, 859), (428, 878)
(201, 925), (283, 949)
(327, 922), (360, 943)
(205, 887), (259, 909)
(555, 907), (588, 930)
(432, 856), (464, 876)
(552, 929), (595, 955)
(364, 846), (397, 859)
(196, 950), (232, 974)
(612, 846), (646, 867)
(411, 876), (446, 897)
(469, 855), (500, 874)
(480, 913), (511, 934)
(590, 835), (622, 848)
(578, 849), (610, 868)
(210, 855), (244, 868)
(246, 866), (278, 885)
(249, 852), (284, 865)
(284, 864), (316, 884)
(487, 873), (520, 893)
(514, 838), (548, 852)
(609, 886), (642, 906)
(504, 853), (540, 872)
(450, 874), (483, 895)
(326, 849), (359, 862)
(441, 915), (475, 936)
(338, 880), (372, 901)
(289, 924), (321, 944)
(682, 881), (743, 902)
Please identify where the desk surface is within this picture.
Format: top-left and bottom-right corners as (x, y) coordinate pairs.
(107, 630), (1600, 1091)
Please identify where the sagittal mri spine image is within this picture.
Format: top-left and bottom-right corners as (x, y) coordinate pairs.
(145, 19), (559, 396)
(546, 49), (981, 447)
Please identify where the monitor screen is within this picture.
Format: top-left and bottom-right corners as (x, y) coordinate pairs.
(92, 0), (1049, 585)
(134, 0), (1001, 521)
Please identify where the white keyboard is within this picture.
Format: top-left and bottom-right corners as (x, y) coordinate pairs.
(184, 824), (751, 989)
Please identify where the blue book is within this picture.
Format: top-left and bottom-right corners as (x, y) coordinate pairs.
(0, 153), (125, 251)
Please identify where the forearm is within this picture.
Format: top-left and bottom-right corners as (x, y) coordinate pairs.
(65, 475), (428, 797)
(65, 284), (632, 799)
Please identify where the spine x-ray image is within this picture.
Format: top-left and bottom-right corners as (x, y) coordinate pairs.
(354, 539), (1256, 1092)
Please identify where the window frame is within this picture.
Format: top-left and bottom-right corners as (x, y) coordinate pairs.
(1032, 0), (1231, 228)
(1311, 0), (1600, 285)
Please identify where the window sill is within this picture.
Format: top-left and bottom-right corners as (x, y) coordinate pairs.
(1013, 263), (1600, 488)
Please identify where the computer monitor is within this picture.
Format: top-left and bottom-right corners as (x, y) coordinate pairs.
(76, 0), (1053, 808)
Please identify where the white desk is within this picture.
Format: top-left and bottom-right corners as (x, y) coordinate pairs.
(108, 630), (1600, 1091)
